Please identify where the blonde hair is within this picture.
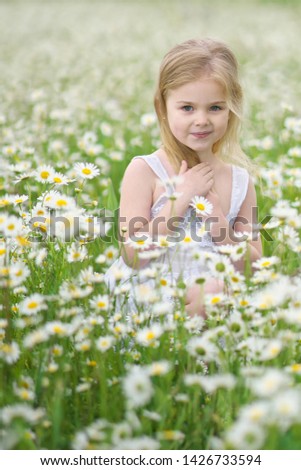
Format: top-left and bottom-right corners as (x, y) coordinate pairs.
(154, 38), (254, 173)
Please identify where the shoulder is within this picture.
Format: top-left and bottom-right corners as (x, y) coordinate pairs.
(123, 155), (155, 179)
(121, 155), (156, 193)
(232, 164), (249, 179)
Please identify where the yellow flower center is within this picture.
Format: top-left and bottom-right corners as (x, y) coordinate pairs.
(261, 261), (271, 267)
(53, 326), (64, 334)
(56, 199), (67, 207)
(146, 331), (155, 341)
(82, 168), (92, 175)
(27, 301), (38, 309)
(88, 360), (97, 367)
(40, 171), (50, 179)
(196, 203), (205, 211)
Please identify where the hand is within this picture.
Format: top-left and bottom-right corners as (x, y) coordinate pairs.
(176, 160), (214, 199)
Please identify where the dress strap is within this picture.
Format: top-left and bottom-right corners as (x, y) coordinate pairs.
(229, 166), (249, 221)
(132, 154), (170, 183)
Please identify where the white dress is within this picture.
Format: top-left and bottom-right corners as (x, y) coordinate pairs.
(104, 154), (249, 308)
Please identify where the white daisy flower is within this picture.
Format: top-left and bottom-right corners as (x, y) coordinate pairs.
(34, 165), (55, 183)
(125, 234), (154, 251)
(51, 172), (70, 186)
(252, 256), (280, 270)
(13, 194), (29, 205)
(46, 193), (77, 211)
(123, 366), (153, 408)
(74, 162), (100, 180)
(67, 242), (88, 263)
(0, 341), (20, 364)
(96, 335), (115, 352)
(136, 324), (163, 346)
(190, 196), (213, 216)
(18, 293), (47, 316)
(3, 215), (24, 237)
(140, 112), (156, 127)
(89, 294), (109, 311)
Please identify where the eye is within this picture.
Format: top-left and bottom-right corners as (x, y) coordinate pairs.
(182, 105), (194, 112)
(210, 105), (222, 111)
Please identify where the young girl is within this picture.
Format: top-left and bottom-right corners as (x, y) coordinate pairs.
(105, 38), (262, 317)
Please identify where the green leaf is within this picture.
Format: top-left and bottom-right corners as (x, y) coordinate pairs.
(106, 178), (119, 212)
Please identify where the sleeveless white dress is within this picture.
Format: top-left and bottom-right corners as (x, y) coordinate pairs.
(104, 154), (249, 308)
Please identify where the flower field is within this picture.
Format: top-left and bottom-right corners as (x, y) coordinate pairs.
(0, 0), (301, 450)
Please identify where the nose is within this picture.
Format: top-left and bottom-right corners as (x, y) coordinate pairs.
(194, 110), (209, 127)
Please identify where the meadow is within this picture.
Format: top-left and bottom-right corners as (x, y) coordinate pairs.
(0, 0), (301, 450)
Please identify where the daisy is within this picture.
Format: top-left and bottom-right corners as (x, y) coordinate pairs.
(0, 341), (20, 364)
(74, 162), (100, 180)
(99, 122), (113, 136)
(179, 229), (198, 247)
(126, 234), (154, 251)
(18, 293), (47, 316)
(271, 390), (301, 427)
(96, 335), (115, 352)
(3, 215), (24, 238)
(134, 283), (158, 303)
(122, 366), (153, 408)
(66, 242), (88, 263)
(0, 404), (45, 425)
(140, 112), (156, 127)
(186, 336), (219, 362)
(13, 194), (29, 206)
(136, 324), (163, 346)
(34, 165), (55, 183)
(190, 196), (213, 216)
(0, 241), (6, 259)
(51, 172), (70, 186)
(207, 253), (232, 278)
(147, 360), (171, 376)
(0, 194), (14, 208)
(47, 193), (77, 211)
(288, 146), (301, 158)
(239, 401), (270, 424)
(252, 256), (280, 270)
(89, 294), (109, 311)
(224, 420), (266, 450)
(153, 234), (175, 248)
(157, 430), (185, 441)
(45, 321), (70, 337)
(9, 261), (30, 287)
(248, 369), (291, 397)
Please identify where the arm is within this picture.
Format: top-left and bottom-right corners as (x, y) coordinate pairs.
(206, 178), (262, 272)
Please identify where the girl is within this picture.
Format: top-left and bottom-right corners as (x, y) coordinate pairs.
(105, 38), (262, 317)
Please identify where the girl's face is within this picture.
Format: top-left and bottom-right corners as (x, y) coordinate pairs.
(165, 76), (230, 160)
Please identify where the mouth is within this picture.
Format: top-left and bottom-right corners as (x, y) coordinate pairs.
(191, 131), (212, 139)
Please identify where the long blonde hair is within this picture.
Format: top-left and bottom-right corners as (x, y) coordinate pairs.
(154, 38), (254, 173)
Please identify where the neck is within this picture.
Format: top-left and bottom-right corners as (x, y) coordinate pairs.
(198, 151), (221, 169)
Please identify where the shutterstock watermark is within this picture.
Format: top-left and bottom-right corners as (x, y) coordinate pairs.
(27, 208), (273, 244)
